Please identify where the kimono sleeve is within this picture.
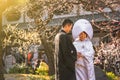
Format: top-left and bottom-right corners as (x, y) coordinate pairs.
(83, 41), (95, 61)
(59, 34), (76, 72)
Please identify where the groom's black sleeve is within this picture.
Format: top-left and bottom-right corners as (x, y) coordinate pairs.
(59, 34), (77, 72)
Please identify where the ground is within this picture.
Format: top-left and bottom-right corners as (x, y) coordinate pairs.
(4, 74), (50, 80)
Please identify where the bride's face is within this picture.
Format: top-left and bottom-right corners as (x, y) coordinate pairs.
(79, 32), (87, 41)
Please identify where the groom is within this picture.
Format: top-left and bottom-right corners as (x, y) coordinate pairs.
(54, 19), (77, 80)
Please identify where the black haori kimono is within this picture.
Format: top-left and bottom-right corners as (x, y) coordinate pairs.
(54, 30), (77, 80)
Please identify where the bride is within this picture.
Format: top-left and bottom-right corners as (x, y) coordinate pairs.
(72, 19), (96, 80)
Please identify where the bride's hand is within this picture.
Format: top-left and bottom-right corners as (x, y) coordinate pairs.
(77, 52), (83, 59)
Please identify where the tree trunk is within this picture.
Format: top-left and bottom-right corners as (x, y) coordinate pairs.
(0, 13), (5, 80)
(41, 37), (55, 75)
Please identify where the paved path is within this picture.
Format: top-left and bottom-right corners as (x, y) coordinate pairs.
(5, 77), (15, 80)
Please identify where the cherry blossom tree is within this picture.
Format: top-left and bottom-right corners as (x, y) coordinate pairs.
(26, 0), (120, 75)
(1, 0), (120, 76)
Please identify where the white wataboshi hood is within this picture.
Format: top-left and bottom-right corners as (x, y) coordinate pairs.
(72, 19), (93, 40)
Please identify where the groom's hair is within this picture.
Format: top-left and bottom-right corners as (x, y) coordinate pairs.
(62, 19), (73, 28)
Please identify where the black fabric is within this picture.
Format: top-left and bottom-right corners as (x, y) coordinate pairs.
(54, 30), (77, 80)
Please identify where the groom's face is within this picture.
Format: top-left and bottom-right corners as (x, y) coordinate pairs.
(65, 24), (73, 33)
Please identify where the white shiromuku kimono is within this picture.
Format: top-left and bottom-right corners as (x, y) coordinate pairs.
(72, 19), (96, 80)
(73, 38), (95, 80)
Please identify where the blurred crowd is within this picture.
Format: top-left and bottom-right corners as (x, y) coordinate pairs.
(3, 44), (48, 73)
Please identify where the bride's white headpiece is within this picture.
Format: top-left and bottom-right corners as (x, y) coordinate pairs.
(72, 19), (93, 40)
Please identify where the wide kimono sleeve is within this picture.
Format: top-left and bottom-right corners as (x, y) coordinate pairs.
(82, 41), (95, 61)
(73, 40), (95, 62)
(59, 34), (77, 72)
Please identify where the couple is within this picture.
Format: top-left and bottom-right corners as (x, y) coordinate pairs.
(54, 19), (95, 80)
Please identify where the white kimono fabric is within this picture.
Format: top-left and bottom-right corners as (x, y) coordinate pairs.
(72, 19), (95, 80)
(73, 39), (95, 80)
